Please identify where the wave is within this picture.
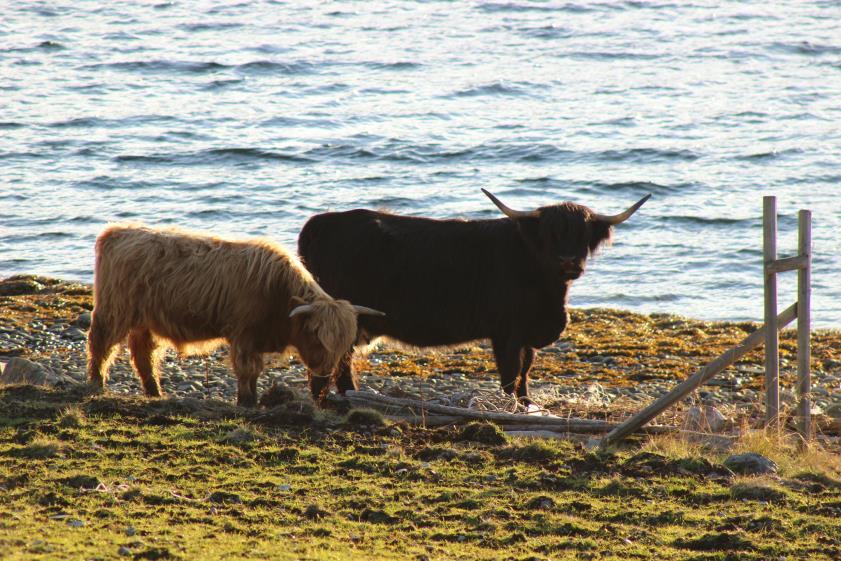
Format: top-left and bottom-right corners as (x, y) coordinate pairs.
(565, 50), (664, 61)
(594, 148), (700, 163)
(665, 215), (753, 226)
(114, 148), (314, 166)
(201, 78), (244, 90)
(478, 2), (595, 14)
(74, 175), (158, 191)
(364, 61), (422, 71)
(518, 24), (573, 39)
(235, 60), (316, 74)
(770, 41), (841, 56)
(178, 22), (244, 32)
(46, 115), (180, 128)
(83, 59), (316, 75)
(0, 122), (24, 129)
(589, 292), (684, 304)
(735, 148), (804, 161)
(0, 152), (47, 160)
(449, 81), (537, 98)
(2, 40), (66, 53)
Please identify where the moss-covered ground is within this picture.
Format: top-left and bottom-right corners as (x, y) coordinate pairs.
(1, 385), (840, 561)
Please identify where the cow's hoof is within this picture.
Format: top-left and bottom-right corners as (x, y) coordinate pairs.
(85, 380), (106, 394)
(236, 396), (257, 408)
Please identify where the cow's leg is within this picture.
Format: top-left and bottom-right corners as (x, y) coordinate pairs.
(491, 338), (524, 397)
(128, 328), (163, 397)
(231, 344), (263, 407)
(333, 350), (358, 394)
(517, 347), (535, 402)
(86, 313), (126, 390)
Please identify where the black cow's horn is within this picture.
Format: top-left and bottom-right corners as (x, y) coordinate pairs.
(482, 189), (539, 219)
(593, 194), (652, 225)
(352, 305), (386, 317)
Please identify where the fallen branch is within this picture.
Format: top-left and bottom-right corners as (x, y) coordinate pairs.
(345, 390), (672, 435)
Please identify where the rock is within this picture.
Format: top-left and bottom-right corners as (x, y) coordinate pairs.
(118, 546), (131, 556)
(823, 359), (841, 370)
(824, 403), (841, 419)
(526, 495), (555, 510)
(723, 453), (778, 476)
(62, 327), (88, 342)
(684, 405), (727, 432)
(0, 357), (49, 385)
(0, 357), (78, 388)
(779, 389), (797, 407)
(72, 312), (92, 329)
(0, 277), (44, 296)
(61, 475), (101, 489)
(207, 491), (242, 504)
(303, 504), (329, 520)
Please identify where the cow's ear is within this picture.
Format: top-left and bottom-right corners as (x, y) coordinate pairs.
(513, 216), (542, 250)
(589, 220), (613, 253)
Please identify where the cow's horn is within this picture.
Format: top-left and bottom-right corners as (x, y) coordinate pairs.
(352, 305), (386, 317)
(289, 304), (316, 318)
(482, 189), (539, 219)
(593, 194), (652, 225)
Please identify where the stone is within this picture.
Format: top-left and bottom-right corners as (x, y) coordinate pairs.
(779, 389), (797, 407)
(824, 403), (841, 419)
(72, 312), (92, 329)
(0, 357), (49, 385)
(723, 452), (778, 475)
(0, 277), (44, 296)
(0, 357), (78, 388)
(684, 405), (727, 432)
(62, 328), (87, 342)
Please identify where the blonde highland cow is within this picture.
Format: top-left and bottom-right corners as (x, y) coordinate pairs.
(86, 224), (383, 406)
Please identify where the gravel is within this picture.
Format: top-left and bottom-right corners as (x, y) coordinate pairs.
(1, 303), (839, 430)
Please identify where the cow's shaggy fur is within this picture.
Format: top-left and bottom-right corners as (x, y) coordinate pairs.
(299, 192), (647, 402)
(86, 224), (359, 406)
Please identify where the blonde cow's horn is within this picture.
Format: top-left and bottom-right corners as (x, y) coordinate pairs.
(352, 305), (386, 317)
(289, 304), (316, 318)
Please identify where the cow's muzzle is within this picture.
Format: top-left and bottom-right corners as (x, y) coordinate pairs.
(558, 257), (583, 278)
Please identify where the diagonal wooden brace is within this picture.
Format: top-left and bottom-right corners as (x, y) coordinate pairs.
(599, 302), (798, 449)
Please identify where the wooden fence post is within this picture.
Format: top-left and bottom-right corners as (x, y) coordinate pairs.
(763, 196), (779, 428)
(797, 210), (812, 439)
(598, 304), (798, 449)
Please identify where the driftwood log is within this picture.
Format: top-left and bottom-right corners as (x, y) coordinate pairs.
(344, 390), (674, 435)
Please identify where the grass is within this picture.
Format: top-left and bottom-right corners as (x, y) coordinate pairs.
(642, 427), (841, 480)
(1, 385), (840, 560)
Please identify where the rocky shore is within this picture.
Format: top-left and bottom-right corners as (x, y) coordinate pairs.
(1, 274), (840, 433)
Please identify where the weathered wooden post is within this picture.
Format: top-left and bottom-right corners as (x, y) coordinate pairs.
(763, 196), (780, 428)
(797, 210), (812, 439)
(599, 197), (813, 449)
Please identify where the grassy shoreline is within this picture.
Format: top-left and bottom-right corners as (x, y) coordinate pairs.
(1, 385), (840, 561)
(1, 275), (841, 560)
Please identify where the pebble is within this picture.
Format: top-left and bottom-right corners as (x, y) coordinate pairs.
(2, 308), (839, 423)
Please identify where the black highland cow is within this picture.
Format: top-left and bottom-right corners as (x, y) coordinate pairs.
(298, 189), (650, 402)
